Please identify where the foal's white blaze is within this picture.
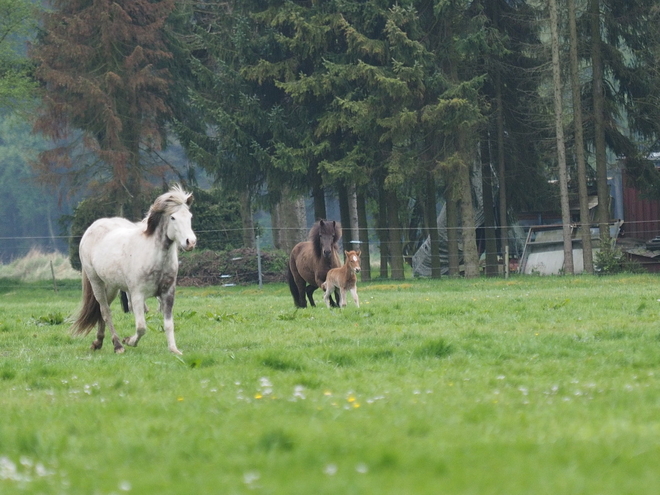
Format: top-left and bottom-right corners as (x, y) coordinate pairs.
(168, 207), (196, 251)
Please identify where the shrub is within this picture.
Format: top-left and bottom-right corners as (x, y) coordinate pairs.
(594, 245), (643, 274)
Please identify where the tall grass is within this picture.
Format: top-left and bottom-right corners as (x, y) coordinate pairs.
(1, 275), (660, 493)
(0, 249), (80, 282)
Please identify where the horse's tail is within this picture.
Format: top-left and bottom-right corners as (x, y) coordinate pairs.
(286, 261), (303, 308)
(71, 271), (102, 336)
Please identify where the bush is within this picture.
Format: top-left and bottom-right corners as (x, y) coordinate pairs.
(177, 248), (288, 286)
(594, 245), (643, 275)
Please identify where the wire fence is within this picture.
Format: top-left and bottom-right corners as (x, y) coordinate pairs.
(2, 219), (660, 290)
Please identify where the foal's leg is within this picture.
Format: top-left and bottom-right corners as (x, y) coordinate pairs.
(123, 293), (147, 349)
(349, 287), (360, 308)
(339, 288), (347, 308)
(322, 282), (333, 309)
(329, 287), (340, 308)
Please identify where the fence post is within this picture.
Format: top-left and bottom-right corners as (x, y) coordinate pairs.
(256, 235), (263, 289)
(50, 260), (58, 292)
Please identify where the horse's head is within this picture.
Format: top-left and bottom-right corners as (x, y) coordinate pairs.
(344, 250), (361, 273)
(147, 185), (197, 251)
(316, 220), (341, 260)
(168, 203), (197, 251)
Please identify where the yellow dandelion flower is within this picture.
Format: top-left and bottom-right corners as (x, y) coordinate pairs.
(177, 397), (184, 402)
(255, 393), (262, 399)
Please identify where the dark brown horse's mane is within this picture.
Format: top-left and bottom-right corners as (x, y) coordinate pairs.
(309, 219), (342, 258)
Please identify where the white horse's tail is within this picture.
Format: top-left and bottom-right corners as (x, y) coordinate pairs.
(71, 271), (102, 336)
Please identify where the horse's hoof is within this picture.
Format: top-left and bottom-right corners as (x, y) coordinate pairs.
(90, 341), (102, 351)
(169, 348), (183, 355)
(114, 346), (125, 354)
(122, 337), (137, 347)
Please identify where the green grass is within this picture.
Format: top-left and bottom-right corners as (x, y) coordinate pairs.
(2, 274), (660, 493)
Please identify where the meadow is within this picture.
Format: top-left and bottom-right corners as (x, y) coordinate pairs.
(1, 274), (660, 494)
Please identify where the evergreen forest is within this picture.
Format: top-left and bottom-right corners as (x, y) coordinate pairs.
(2, 0), (660, 277)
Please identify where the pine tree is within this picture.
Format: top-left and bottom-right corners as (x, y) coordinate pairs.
(583, 0), (660, 239)
(479, 0), (546, 274)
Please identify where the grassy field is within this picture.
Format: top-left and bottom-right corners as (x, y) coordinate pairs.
(2, 274), (660, 494)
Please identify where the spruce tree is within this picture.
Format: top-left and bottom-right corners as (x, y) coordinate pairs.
(583, 0), (660, 239)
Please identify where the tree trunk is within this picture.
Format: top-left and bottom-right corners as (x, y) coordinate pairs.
(272, 193), (306, 252)
(550, 0), (574, 274)
(357, 189), (371, 281)
(446, 189), (460, 277)
(569, 0), (594, 273)
(338, 183), (353, 249)
(480, 136), (499, 276)
(590, 0), (610, 243)
(378, 179), (389, 278)
(387, 190), (405, 280)
(424, 170), (442, 278)
(348, 183), (359, 249)
(495, 60), (508, 266)
(457, 135), (479, 278)
(311, 171), (327, 221)
(239, 189), (255, 248)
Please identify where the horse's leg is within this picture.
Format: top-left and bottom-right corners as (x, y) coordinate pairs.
(323, 285), (339, 307)
(160, 287), (181, 355)
(299, 285), (309, 307)
(123, 293), (147, 348)
(339, 288), (347, 308)
(350, 287), (360, 308)
(91, 284), (124, 353)
(305, 285), (317, 307)
(295, 276), (308, 308)
(91, 319), (105, 350)
(322, 283), (333, 309)
(288, 255), (308, 308)
(293, 275), (308, 308)
(331, 288), (340, 308)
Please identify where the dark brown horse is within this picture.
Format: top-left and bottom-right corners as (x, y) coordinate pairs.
(287, 220), (342, 308)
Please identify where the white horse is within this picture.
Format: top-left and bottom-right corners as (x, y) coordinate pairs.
(71, 185), (196, 354)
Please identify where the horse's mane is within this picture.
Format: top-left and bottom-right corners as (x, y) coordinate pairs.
(145, 184), (193, 236)
(309, 220), (342, 258)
